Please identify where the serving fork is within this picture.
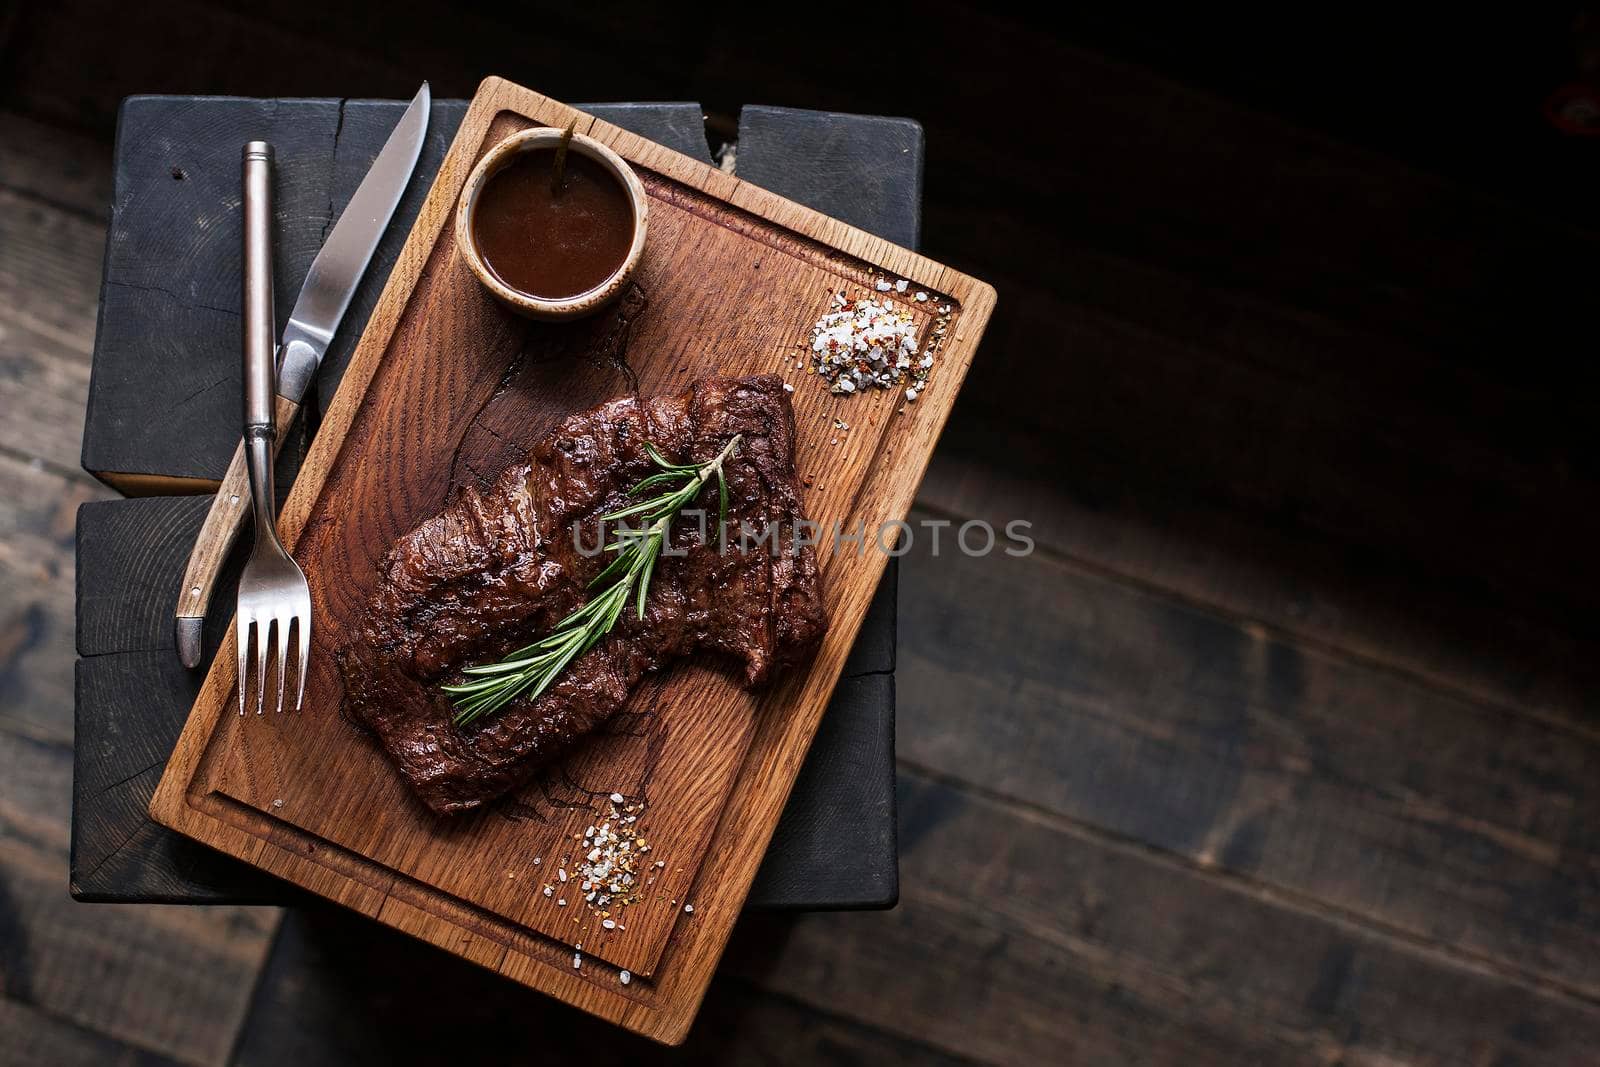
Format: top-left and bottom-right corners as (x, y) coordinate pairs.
(237, 141), (311, 714)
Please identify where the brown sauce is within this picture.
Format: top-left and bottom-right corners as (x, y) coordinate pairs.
(472, 147), (634, 300)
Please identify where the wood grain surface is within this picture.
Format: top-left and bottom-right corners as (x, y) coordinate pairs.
(150, 77), (994, 1042)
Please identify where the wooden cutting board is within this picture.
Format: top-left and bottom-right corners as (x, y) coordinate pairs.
(151, 76), (995, 1043)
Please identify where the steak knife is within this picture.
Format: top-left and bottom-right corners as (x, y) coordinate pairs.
(174, 82), (431, 668)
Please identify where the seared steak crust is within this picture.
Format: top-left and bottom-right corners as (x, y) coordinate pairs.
(338, 375), (828, 814)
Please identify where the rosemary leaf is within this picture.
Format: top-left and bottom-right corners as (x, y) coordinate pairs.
(637, 542), (658, 621)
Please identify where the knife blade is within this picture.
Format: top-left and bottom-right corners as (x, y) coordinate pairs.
(174, 83), (432, 668)
(276, 82), (431, 403)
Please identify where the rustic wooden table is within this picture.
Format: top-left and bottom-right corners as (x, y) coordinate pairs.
(72, 98), (922, 911)
(11, 6), (1594, 1060)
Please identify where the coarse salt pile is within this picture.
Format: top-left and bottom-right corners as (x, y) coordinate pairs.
(580, 793), (648, 911)
(806, 282), (951, 405)
(539, 793), (651, 927)
(809, 290), (920, 396)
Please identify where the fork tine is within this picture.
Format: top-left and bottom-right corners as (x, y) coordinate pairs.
(294, 613), (310, 712)
(255, 616), (270, 715)
(237, 613), (249, 716)
(274, 608), (289, 714)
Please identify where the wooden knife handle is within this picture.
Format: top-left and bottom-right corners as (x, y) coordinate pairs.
(174, 393), (299, 668)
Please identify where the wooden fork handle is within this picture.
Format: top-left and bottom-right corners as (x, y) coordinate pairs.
(173, 392), (299, 668)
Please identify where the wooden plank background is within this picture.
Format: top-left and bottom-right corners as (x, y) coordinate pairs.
(5, 2), (1600, 1063)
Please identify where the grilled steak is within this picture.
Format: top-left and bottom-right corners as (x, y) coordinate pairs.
(338, 375), (828, 814)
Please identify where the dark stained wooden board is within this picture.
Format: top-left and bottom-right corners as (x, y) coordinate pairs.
(3, 723), (278, 1065)
(735, 105), (922, 251)
(0, 183), (105, 480)
(723, 771), (1600, 1066)
(0, 124), (113, 747)
(0, 997), (187, 1067)
(0, 110), (115, 218)
(0, 452), (104, 747)
(73, 98), (910, 912)
(0, 99), (289, 1066)
(230, 906), (967, 1067)
(893, 505), (1600, 1001)
(150, 77), (993, 1042)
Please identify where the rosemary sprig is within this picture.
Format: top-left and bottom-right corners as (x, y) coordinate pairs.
(442, 435), (741, 727)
